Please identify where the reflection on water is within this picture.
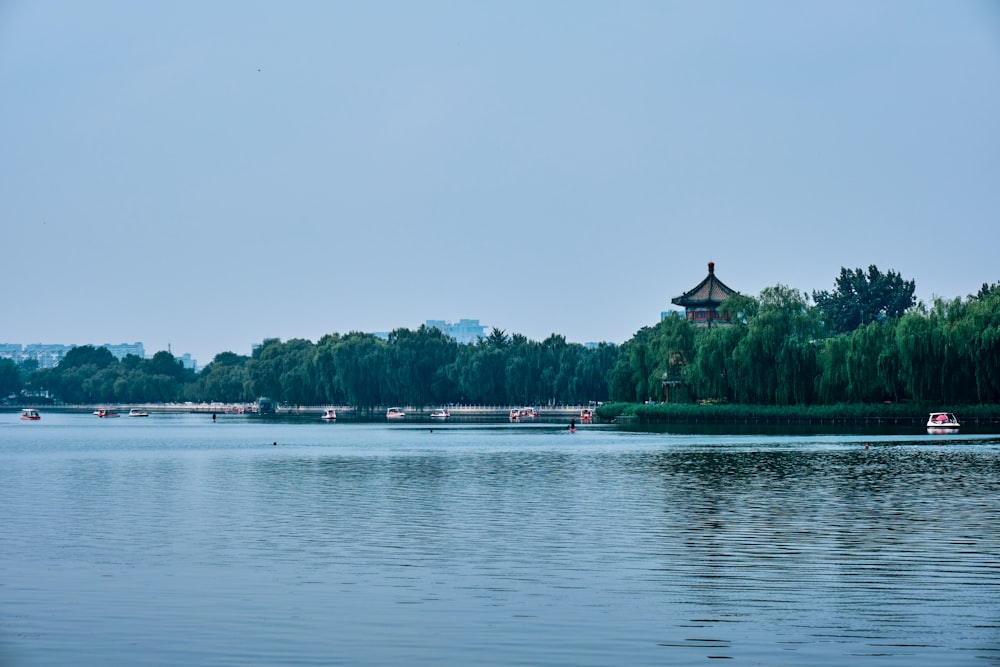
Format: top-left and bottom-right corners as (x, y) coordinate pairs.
(1, 415), (998, 666)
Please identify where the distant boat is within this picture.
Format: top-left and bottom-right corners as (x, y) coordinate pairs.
(430, 408), (450, 420)
(927, 412), (960, 432)
(128, 408), (149, 417)
(580, 408), (593, 424)
(20, 408), (40, 420)
(386, 407), (406, 419)
(94, 408), (119, 418)
(509, 407), (537, 422)
(321, 408), (337, 421)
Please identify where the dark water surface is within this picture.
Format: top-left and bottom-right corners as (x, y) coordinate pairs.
(2, 413), (999, 665)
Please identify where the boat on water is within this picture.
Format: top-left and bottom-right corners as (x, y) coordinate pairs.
(430, 408), (450, 420)
(509, 407), (537, 422)
(386, 407), (406, 419)
(927, 412), (960, 432)
(94, 408), (120, 418)
(20, 408), (41, 420)
(580, 408), (593, 424)
(321, 408), (337, 421)
(128, 408), (149, 417)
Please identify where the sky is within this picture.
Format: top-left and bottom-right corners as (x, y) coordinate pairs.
(2, 1), (999, 367)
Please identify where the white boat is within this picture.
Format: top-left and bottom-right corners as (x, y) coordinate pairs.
(128, 408), (149, 417)
(509, 407), (537, 422)
(94, 408), (120, 418)
(20, 408), (41, 420)
(430, 408), (450, 419)
(927, 412), (960, 432)
(386, 407), (406, 419)
(321, 408), (337, 421)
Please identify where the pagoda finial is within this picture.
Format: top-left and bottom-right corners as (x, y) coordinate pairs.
(708, 261), (715, 274)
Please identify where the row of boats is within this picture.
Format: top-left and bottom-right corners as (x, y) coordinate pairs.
(93, 408), (148, 418)
(18, 407), (148, 419)
(18, 408), (964, 431)
(385, 407), (450, 420)
(381, 406), (595, 423)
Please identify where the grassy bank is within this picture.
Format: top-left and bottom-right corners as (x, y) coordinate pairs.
(595, 402), (1000, 424)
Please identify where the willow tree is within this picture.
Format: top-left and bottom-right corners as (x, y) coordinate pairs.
(685, 294), (755, 402)
(316, 332), (387, 411)
(608, 316), (695, 403)
(730, 285), (820, 405)
(607, 325), (656, 403)
(386, 325), (459, 407)
(837, 322), (901, 403)
(964, 288), (1000, 402)
(196, 352), (252, 403)
(245, 338), (318, 405)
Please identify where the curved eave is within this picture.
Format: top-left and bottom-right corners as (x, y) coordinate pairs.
(672, 297), (729, 307)
(671, 279), (737, 308)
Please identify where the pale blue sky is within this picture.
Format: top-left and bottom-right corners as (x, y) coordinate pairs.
(3, 1), (998, 366)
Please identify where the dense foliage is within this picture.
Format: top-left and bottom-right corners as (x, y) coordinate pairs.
(609, 269), (1000, 406)
(812, 265), (916, 334)
(8, 266), (999, 410)
(18, 327), (617, 408)
(27, 347), (197, 404)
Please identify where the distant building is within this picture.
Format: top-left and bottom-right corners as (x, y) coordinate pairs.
(103, 342), (145, 360)
(175, 353), (197, 371)
(21, 344), (74, 368)
(670, 262), (738, 326)
(425, 319), (488, 345)
(0, 342), (148, 368)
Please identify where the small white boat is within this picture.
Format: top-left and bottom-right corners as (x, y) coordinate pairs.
(430, 408), (450, 419)
(509, 407), (537, 422)
(927, 412), (960, 432)
(20, 408), (41, 420)
(386, 407), (406, 419)
(321, 408), (337, 421)
(94, 408), (120, 418)
(128, 408), (149, 417)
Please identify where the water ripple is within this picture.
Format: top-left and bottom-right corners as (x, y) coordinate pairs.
(1, 418), (998, 665)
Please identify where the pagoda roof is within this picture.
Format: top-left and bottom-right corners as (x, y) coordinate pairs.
(671, 262), (737, 307)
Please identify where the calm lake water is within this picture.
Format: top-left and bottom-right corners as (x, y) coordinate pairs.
(2, 413), (999, 666)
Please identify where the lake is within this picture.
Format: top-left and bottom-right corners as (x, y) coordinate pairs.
(2, 412), (999, 665)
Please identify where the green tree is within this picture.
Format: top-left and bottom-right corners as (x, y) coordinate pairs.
(197, 352), (252, 403)
(812, 265), (916, 334)
(327, 333), (387, 411)
(386, 326), (459, 406)
(609, 317), (695, 403)
(687, 318), (747, 402)
(730, 285), (820, 405)
(0, 358), (21, 398)
(40, 345), (119, 403)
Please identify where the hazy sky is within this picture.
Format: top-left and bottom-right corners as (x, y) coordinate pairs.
(3, 1), (998, 366)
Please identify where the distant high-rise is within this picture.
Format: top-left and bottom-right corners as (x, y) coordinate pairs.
(425, 319), (488, 345)
(103, 342), (145, 360)
(0, 342), (146, 368)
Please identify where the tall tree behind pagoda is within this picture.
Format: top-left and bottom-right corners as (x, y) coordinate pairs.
(812, 265), (916, 334)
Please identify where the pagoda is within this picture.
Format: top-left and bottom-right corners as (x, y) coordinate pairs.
(671, 261), (737, 326)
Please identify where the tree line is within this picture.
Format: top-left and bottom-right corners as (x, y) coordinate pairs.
(609, 269), (1000, 405)
(8, 327), (617, 409)
(4, 266), (998, 408)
